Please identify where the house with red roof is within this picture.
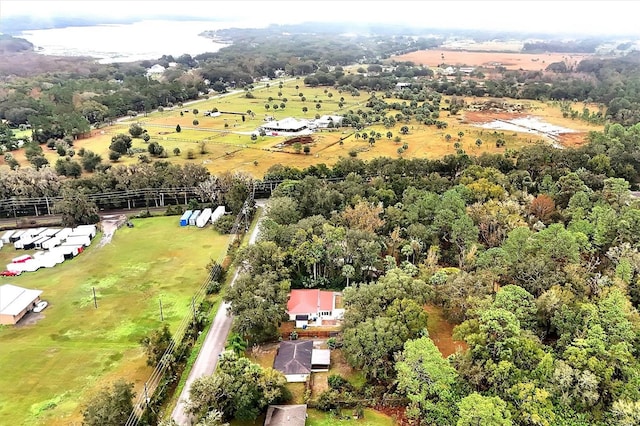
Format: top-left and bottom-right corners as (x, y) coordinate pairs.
(286, 289), (343, 327)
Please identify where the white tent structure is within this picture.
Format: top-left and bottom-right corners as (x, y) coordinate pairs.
(211, 206), (226, 224)
(196, 208), (213, 228)
(33, 236), (51, 250)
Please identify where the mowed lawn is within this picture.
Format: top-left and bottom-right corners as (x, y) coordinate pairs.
(307, 408), (395, 426)
(0, 216), (229, 425)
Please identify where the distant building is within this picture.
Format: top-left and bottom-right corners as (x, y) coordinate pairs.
(145, 64), (166, 78)
(260, 117), (309, 134)
(313, 115), (343, 129)
(0, 284), (43, 325)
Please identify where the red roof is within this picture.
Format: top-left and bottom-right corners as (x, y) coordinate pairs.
(287, 289), (334, 314)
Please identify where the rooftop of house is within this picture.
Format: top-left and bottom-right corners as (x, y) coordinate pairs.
(287, 289), (334, 314)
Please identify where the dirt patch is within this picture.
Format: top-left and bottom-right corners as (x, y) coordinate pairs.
(15, 311), (45, 327)
(96, 214), (127, 248)
(279, 135), (315, 147)
(393, 49), (594, 72)
(424, 305), (467, 358)
(158, 131), (172, 135)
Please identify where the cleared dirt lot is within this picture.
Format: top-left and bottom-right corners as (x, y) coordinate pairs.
(394, 49), (594, 71)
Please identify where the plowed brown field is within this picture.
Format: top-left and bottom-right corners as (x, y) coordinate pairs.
(394, 49), (594, 71)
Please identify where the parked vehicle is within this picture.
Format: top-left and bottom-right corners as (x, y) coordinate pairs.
(33, 301), (48, 313)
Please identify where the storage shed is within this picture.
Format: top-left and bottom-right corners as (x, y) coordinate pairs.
(0, 284), (43, 325)
(179, 210), (193, 227)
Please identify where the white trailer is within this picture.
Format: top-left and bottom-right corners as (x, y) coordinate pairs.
(1, 230), (15, 244)
(42, 237), (62, 250)
(211, 206), (226, 224)
(196, 208), (213, 228)
(33, 251), (64, 268)
(56, 228), (73, 241)
(55, 244), (82, 259)
(42, 228), (61, 237)
(33, 236), (51, 250)
(188, 210), (201, 226)
(9, 230), (25, 243)
(8, 258), (40, 273)
(65, 235), (91, 248)
(71, 225), (97, 239)
(14, 236), (37, 250)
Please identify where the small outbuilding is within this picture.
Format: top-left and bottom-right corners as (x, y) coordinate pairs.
(0, 284), (43, 325)
(264, 405), (307, 426)
(273, 340), (313, 382)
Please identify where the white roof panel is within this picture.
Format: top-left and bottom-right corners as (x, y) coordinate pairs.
(0, 284), (42, 316)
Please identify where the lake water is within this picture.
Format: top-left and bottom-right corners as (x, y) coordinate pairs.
(18, 19), (264, 63)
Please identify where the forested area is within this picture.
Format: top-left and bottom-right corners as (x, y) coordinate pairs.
(217, 124), (640, 425)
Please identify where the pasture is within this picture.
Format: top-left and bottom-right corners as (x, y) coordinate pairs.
(0, 216), (228, 425)
(9, 77), (604, 177)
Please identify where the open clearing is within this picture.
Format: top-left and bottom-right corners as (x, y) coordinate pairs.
(0, 216), (228, 425)
(394, 49), (594, 71)
(5, 79), (603, 177)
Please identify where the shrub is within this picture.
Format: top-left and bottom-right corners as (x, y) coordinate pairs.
(213, 215), (235, 234)
(206, 280), (222, 295)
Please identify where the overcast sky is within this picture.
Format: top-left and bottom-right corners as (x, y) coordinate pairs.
(1, 0), (637, 36)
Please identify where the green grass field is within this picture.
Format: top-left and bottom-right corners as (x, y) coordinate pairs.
(307, 408), (395, 426)
(0, 216), (229, 425)
(6, 77), (602, 178)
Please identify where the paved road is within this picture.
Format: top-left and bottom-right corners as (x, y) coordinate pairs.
(171, 200), (267, 425)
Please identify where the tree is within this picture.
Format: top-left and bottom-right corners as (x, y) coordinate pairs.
(193, 119), (199, 126)
(225, 271), (290, 343)
(302, 106), (308, 114)
(140, 323), (173, 367)
(401, 125), (409, 135)
(82, 379), (134, 426)
(108, 150), (122, 162)
(129, 123), (144, 138)
(303, 145), (311, 155)
(456, 393), (512, 426)
(173, 147), (181, 156)
(109, 134), (132, 154)
(176, 124), (182, 133)
(396, 337), (460, 424)
(186, 353), (288, 421)
(54, 188), (99, 227)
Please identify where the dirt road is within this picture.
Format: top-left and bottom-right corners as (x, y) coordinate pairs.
(171, 200), (267, 425)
